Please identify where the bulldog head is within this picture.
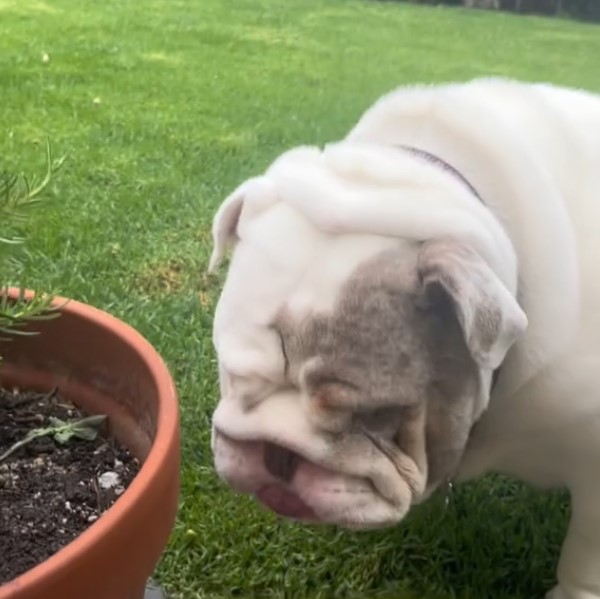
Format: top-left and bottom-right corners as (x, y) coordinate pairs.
(209, 143), (526, 529)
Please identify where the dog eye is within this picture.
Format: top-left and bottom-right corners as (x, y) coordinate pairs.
(358, 406), (402, 431)
(359, 408), (398, 430)
(276, 329), (289, 375)
(311, 379), (360, 412)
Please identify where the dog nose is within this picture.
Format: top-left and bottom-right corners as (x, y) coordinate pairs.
(263, 442), (300, 483)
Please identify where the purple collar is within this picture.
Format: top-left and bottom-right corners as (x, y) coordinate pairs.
(400, 145), (483, 204)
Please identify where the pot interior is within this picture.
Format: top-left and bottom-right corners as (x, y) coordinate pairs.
(0, 304), (160, 461)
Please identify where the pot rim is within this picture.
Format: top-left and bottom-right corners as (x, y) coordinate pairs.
(0, 290), (179, 592)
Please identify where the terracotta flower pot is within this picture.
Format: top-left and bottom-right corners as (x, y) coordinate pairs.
(0, 290), (180, 599)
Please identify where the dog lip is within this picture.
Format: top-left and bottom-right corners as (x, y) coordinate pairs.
(255, 483), (318, 521)
(263, 441), (301, 483)
(215, 426), (415, 509)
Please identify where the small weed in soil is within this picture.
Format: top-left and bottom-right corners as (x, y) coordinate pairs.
(0, 386), (140, 584)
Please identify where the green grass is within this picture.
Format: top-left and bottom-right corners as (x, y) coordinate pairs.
(1, 0), (599, 597)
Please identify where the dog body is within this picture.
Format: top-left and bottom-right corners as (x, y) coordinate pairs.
(209, 79), (600, 599)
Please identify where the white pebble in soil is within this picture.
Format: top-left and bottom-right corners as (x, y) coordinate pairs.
(98, 471), (120, 489)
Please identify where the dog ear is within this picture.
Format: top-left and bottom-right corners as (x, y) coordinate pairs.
(209, 176), (278, 272)
(417, 237), (527, 370)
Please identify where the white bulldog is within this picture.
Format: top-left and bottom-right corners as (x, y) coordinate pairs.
(209, 78), (600, 599)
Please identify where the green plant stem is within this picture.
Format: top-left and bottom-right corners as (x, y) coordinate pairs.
(0, 413), (107, 463)
(0, 427), (53, 462)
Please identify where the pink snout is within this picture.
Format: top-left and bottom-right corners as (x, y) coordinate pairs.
(212, 428), (414, 529)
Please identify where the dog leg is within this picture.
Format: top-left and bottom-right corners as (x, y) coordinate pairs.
(546, 479), (600, 599)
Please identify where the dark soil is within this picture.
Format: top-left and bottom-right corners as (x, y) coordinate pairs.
(0, 386), (140, 584)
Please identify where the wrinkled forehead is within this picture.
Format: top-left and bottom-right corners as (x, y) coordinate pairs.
(212, 201), (403, 372)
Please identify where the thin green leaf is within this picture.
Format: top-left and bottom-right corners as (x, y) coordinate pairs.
(48, 416), (67, 427)
(54, 429), (74, 444)
(73, 414), (107, 429)
(72, 415), (107, 441)
(0, 142), (65, 345)
(72, 427), (100, 442)
(51, 414), (107, 444)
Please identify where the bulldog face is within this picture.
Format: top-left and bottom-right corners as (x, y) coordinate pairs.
(209, 145), (526, 529)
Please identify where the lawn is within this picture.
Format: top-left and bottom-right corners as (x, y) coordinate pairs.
(1, 0), (600, 597)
